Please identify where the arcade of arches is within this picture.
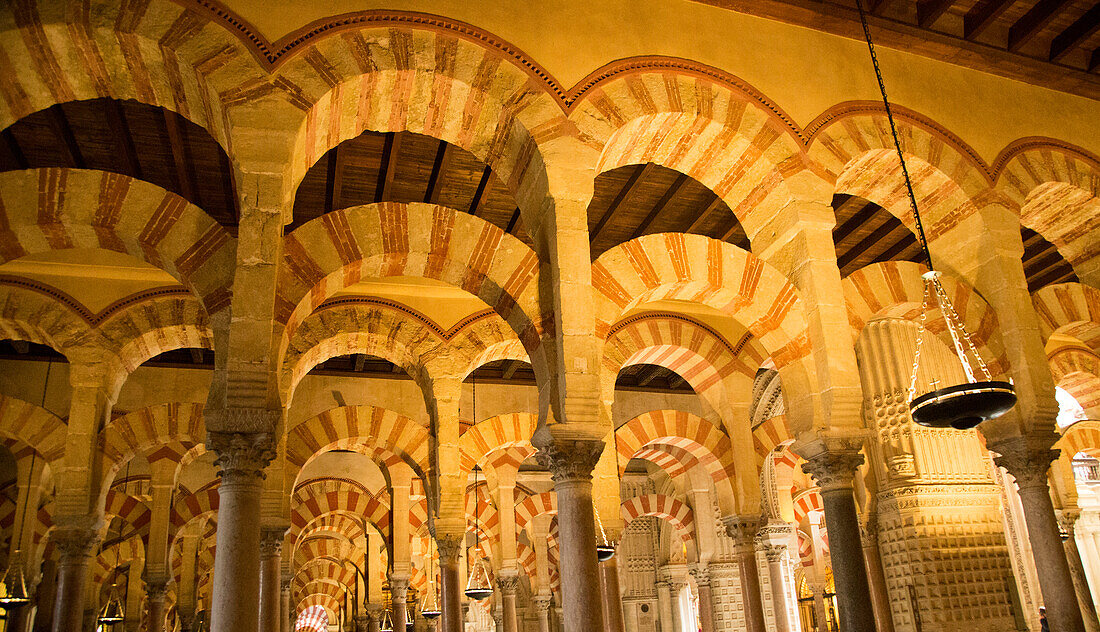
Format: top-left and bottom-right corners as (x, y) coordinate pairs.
(0, 1), (1098, 632)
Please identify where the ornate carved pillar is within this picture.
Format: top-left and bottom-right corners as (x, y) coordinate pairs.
(533, 439), (606, 632)
(688, 565), (714, 632)
(498, 573), (520, 632)
(1059, 511), (1100, 632)
(390, 573), (410, 631)
(598, 557), (625, 632)
(208, 429), (276, 632)
(534, 596), (552, 632)
(437, 535), (463, 632)
(802, 449), (876, 632)
(146, 578), (169, 632)
(50, 524), (100, 632)
(762, 544), (792, 632)
(723, 517), (766, 632)
(259, 526), (286, 632)
(993, 435), (1087, 632)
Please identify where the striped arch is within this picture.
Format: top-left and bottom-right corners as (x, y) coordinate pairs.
(97, 294), (214, 372)
(761, 441), (799, 523)
(620, 494), (695, 542)
(103, 489), (151, 538)
(276, 203), (543, 364)
(298, 512), (369, 545)
(0, 395), (66, 467)
(632, 444), (701, 479)
(843, 261), (1007, 376)
(100, 402), (206, 468)
(514, 492), (557, 533)
(459, 413), (538, 473)
(92, 536), (144, 587)
(1033, 283), (1100, 350)
(515, 541), (537, 582)
(752, 415), (794, 467)
(0, 169), (235, 314)
(295, 587), (341, 621)
(616, 410), (737, 514)
(276, 21), (563, 212)
(170, 484), (220, 530)
(995, 141), (1100, 205)
(285, 405), (430, 487)
(569, 66), (811, 241)
(0, 282), (98, 360)
(793, 488), (825, 529)
(0, 0), (239, 147)
(1058, 420), (1100, 459)
(593, 234), (814, 428)
(291, 479), (391, 542)
(465, 483), (501, 549)
(1049, 348), (1100, 414)
(293, 540), (361, 579)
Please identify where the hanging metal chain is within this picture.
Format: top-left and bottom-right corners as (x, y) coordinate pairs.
(930, 275), (992, 381)
(908, 277), (931, 402)
(853, 0), (934, 270)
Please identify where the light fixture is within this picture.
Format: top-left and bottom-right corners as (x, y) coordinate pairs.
(854, 0), (1016, 430)
(594, 506), (615, 562)
(99, 458), (129, 626)
(380, 605), (395, 632)
(464, 460), (493, 601)
(421, 536), (441, 620)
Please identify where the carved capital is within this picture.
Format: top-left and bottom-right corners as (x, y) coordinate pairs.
(688, 564), (710, 587)
(146, 577), (169, 601)
(534, 596), (552, 613)
(990, 435), (1058, 491)
(801, 450), (864, 492)
(723, 515), (764, 545)
(1058, 509), (1082, 537)
(388, 573), (409, 599)
(533, 439), (604, 483)
(260, 526), (286, 558)
(497, 574), (520, 594)
(763, 544), (787, 564)
(354, 615), (370, 632)
(208, 431), (275, 484)
(437, 534), (463, 566)
(51, 525), (102, 563)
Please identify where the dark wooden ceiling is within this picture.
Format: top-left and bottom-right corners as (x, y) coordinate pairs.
(1022, 225), (1080, 290)
(0, 98), (239, 232)
(291, 130), (528, 244)
(587, 163), (749, 260)
(832, 193), (924, 276)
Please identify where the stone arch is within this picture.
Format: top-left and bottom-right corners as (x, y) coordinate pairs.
(97, 294), (214, 372)
(102, 488), (151, 538)
(0, 0), (242, 150)
(276, 203), (543, 367)
(1058, 420), (1100, 459)
(843, 261), (1008, 376)
(631, 444), (702, 479)
(297, 512), (371, 547)
(994, 139), (1100, 206)
(514, 492), (557, 534)
(285, 405), (430, 489)
(170, 483), (219, 530)
(290, 479), (391, 542)
(0, 394), (66, 468)
(593, 233), (814, 429)
(278, 23), (560, 226)
(620, 494), (696, 560)
(0, 169), (236, 314)
(0, 281), (100, 359)
(1033, 283), (1100, 350)
(459, 412), (538, 474)
(615, 410), (737, 515)
(753, 416), (794, 466)
(98, 402), (205, 484)
(1048, 349), (1100, 416)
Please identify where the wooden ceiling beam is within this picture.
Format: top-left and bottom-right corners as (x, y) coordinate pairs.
(161, 108), (197, 203)
(423, 140), (451, 205)
(104, 100), (142, 179)
(189, 348), (204, 364)
(375, 132), (402, 203)
(832, 199), (882, 245)
(49, 105), (85, 169)
(353, 354), (366, 372)
(632, 172), (689, 239)
(837, 216), (899, 270)
(685, 194), (725, 233)
(1029, 261), (1077, 290)
(636, 365), (666, 387)
(468, 165), (493, 216)
(721, 220), (749, 245)
(917, 0), (956, 27)
(964, 0), (1019, 40)
(11, 341), (28, 355)
(330, 145), (346, 212)
(1008, 0), (1074, 52)
(1, 129), (27, 169)
(591, 163), (656, 244)
(1090, 48), (1100, 72)
(501, 360), (520, 380)
(871, 231), (919, 264)
(1050, 4), (1100, 62)
(505, 207), (521, 235)
(324, 146), (339, 213)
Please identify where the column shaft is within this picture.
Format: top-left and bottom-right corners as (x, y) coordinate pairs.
(391, 576), (409, 631)
(209, 432), (274, 632)
(724, 518), (766, 632)
(861, 531), (895, 632)
(438, 536), (463, 632)
(599, 559), (625, 632)
(50, 528), (98, 632)
(281, 577), (292, 632)
(694, 577), (715, 632)
(147, 581), (168, 632)
(259, 528), (285, 632)
(499, 575), (520, 632)
(764, 546), (791, 632)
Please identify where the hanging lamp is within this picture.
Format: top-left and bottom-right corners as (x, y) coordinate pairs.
(464, 460), (493, 601)
(421, 536), (442, 620)
(98, 459), (129, 626)
(379, 606), (395, 632)
(0, 361), (51, 611)
(854, 0), (1016, 430)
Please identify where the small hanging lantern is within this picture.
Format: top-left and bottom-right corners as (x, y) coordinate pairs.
(854, 0), (1015, 430)
(464, 465), (494, 601)
(97, 584), (125, 625)
(0, 555), (30, 610)
(594, 507), (615, 562)
(421, 537), (442, 619)
(379, 607), (395, 632)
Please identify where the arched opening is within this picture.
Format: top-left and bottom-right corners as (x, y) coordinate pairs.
(830, 193), (923, 277)
(294, 604), (329, 632)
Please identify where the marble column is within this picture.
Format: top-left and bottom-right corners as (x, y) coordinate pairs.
(34, 558), (58, 632)
(208, 431), (276, 632)
(801, 450), (876, 632)
(259, 527), (286, 632)
(993, 436), (1087, 632)
(599, 557), (625, 632)
(147, 578), (169, 632)
(390, 573), (410, 631)
(1060, 511), (1100, 632)
(763, 545), (792, 632)
(811, 581), (829, 632)
(689, 566), (714, 632)
(281, 573), (292, 632)
(535, 596), (552, 632)
(534, 439), (605, 632)
(366, 604), (383, 632)
(498, 573), (520, 632)
(859, 521), (895, 632)
(49, 525), (100, 632)
(723, 517), (766, 632)
(437, 535), (463, 632)
(655, 580), (675, 632)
